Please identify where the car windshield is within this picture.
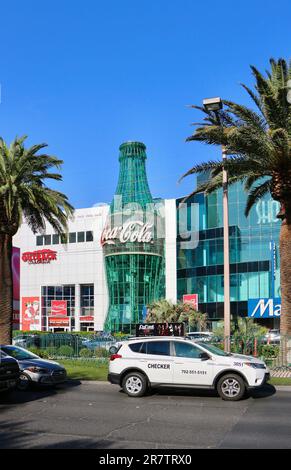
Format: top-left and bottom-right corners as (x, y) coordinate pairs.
(1, 346), (39, 360)
(196, 342), (232, 357)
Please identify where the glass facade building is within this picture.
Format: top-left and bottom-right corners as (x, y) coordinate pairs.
(176, 175), (281, 327)
(103, 142), (165, 333)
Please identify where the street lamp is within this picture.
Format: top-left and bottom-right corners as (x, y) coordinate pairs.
(203, 97), (231, 352)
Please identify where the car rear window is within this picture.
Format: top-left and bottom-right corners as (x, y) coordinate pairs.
(129, 342), (144, 353)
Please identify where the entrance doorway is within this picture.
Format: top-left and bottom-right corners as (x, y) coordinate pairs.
(80, 323), (94, 332)
(48, 327), (70, 333)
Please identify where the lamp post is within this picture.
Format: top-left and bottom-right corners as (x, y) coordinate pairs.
(203, 97), (231, 352)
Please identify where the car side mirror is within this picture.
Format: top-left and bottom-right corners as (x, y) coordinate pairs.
(199, 352), (210, 361)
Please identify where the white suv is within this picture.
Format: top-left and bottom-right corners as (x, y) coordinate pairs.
(108, 337), (270, 401)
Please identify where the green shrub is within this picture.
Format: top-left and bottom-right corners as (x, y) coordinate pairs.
(57, 345), (74, 357)
(33, 349), (49, 359)
(79, 348), (93, 358)
(45, 347), (58, 357)
(28, 347), (41, 356)
(259, 344), (280, 358)
(27, 347), (50, 359)
(94, 347), (110, 358)
(113, 332), (129, 339)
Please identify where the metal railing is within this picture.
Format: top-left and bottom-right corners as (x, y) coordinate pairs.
(12, 332), (119, 359)
(12, 331), (291, 370)
(208, 334), (291, 370)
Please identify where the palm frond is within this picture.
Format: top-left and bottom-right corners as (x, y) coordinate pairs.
(245, 179), (272, 216)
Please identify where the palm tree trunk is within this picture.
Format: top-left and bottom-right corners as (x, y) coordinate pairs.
(279, 218), (291, 364)
(0, 233), (13, 344)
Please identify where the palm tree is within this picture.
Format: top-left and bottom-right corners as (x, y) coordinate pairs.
(0, 136), (74, 343)
(180, 58), (291, 338)
(146, 299), (208, 331)
(213, 319), (268, 355)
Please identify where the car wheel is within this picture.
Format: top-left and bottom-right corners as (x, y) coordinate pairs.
(122, 372), (147, 397)
(17, 373), (31, 391)
(217, 373), (246, 401)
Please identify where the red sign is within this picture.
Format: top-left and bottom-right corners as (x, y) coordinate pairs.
(51, 300), (67, 316)
(22, 249), (57, 264)
(183, 294), (198, 311)
(22, 296), (41, 331)
(48, 317), (70, 327)
(80, 316), (94, 322)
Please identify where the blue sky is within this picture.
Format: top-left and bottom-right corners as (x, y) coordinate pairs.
(0, 0), (290, 208)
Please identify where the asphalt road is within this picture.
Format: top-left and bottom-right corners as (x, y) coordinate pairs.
(0, 381), (291, 449)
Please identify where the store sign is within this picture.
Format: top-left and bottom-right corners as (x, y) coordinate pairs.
(136, 323), (184, 337)
(22, 249), (57, 264)
(22, 296), (41, 330)
(101, 221), (153, 246)
(80, 316), (94, 322)
(48, 317), (70, 326)
(183, 294), (198, 311)
(248, 298), (281, 318)
(51, 300), (67, 316)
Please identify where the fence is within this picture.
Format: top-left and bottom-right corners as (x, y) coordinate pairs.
(12, 331), (291, 370)
(209, 334), (291, 370)
(12, 332), (120, 359)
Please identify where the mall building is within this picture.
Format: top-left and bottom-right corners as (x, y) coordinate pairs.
(13, 142), (281, 332)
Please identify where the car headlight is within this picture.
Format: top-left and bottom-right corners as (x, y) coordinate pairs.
(26, 366), (49, 373)
(245, 362), (266, 369)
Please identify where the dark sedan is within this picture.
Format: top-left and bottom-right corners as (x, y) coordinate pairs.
(0, 345), (67, 391)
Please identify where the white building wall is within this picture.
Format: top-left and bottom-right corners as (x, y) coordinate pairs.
(13, 205), (110, 331)
(13, 200), (178, 331)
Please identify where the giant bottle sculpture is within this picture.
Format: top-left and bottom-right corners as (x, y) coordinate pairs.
(101, 142), (164, 332)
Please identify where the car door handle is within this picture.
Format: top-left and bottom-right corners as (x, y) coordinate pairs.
(174, 362), (184, 365)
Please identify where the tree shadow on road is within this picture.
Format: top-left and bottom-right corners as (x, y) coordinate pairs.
(0, 379), (81, 406)
(0, 418), (132, 449)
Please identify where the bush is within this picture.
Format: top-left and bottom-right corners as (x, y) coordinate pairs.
(38, 350), (50, 359)
(79, 348), (94, 358)
(45, 347), (58, 357)
(94, 347), (110, 358)
(259, 344), (280, 359)
(113, 332), (129, 340)
(57, 345), (74, 357)
(28, 347), (41, 356)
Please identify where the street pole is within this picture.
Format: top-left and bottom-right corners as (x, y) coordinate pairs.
(202, 98), (231, 351)
(222, 144), (231, 352)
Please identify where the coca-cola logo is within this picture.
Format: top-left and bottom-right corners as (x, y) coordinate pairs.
(101, 221), (153, 246)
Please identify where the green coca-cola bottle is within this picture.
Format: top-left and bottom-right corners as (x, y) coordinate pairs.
(102, 142), (165, 333)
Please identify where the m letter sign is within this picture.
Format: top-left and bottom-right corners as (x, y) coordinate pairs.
(248, 298), (281, 318)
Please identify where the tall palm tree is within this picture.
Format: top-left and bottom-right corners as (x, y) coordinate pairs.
(180, 58), (291, 337)
(146, 299), (208, 331)
(0, 136), (74, 343)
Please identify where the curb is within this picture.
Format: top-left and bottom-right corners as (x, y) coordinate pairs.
(273, 386), (291, 391)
